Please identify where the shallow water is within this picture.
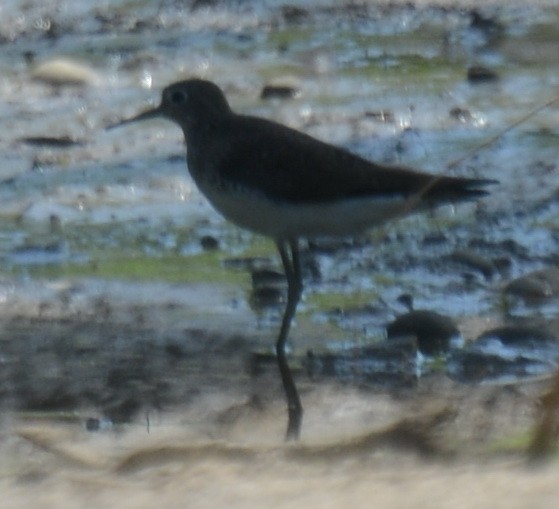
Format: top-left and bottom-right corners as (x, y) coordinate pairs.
(1, 1), (559, 506)
(0, 0), (559, 374)
(0, 0), (558, 374)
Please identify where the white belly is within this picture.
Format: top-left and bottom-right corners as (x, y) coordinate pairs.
(199, 183), (415, 240)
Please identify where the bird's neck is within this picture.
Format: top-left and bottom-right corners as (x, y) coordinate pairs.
(180, 112), (228, 144)
(184, 122), (224, 187)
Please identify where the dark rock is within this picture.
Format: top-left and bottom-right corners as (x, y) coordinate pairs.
(248, 351), (278, 377)
(396, 293), (414, 312)
(448, 324), (559, 384)
(281, 5), (309, 23)
(165, 342), (185, 359)
(200, 235), (219, 251)
(467, 65), (499, 83)
(85, 417), (101, 431)
(250, 268), (287, 310)
(19, 136), (84, 148)
(477, 325), (557, 345)
(260, 84), (300, 100)
(387, 310), (459, 356)
(449, 107), (473, 123)
(250, 286), (284, 309)
(505, 268), (559, 301)
(450, 249), (496, 279)
(469, 9), (503, 35)
(103, 397), (142, 424)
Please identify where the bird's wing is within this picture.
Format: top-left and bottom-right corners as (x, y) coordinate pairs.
(213, 115), (494, 205)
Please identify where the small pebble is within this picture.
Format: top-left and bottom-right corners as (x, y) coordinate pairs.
(467, 65), (499, 83)
(200, 235), (219, 251)
(281, 5), (309, 23)
(505, 268), (559, 301)
(85, 417), (101, 431)
(19, 136), (84, 148)
(449, 107), (473, 123)
(31, 58), (102, 87)
(450, 249), (496, 279)
(260, 84), (301, 100)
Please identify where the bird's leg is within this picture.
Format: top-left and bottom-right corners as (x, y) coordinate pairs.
(276, 239), (303, 441)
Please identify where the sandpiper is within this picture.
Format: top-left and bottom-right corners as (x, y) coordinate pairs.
(109, 79), (496, 440)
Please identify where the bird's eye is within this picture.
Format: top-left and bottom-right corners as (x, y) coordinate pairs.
(170, 90), (186, 104)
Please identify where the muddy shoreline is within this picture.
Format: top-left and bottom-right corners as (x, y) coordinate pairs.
(1, 0), (559, 507)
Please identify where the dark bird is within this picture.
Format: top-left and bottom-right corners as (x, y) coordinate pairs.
(109, 79), (496, 440)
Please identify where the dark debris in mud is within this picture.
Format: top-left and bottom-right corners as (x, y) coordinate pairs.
(0, 316), (255, 423)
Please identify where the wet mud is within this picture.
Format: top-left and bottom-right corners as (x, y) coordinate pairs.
(1, 0), (559, 507)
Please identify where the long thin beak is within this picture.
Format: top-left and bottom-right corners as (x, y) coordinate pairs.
(106, 106), (164, 130)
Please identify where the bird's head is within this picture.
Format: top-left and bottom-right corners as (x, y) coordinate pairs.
(108, 79), (232, 133)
